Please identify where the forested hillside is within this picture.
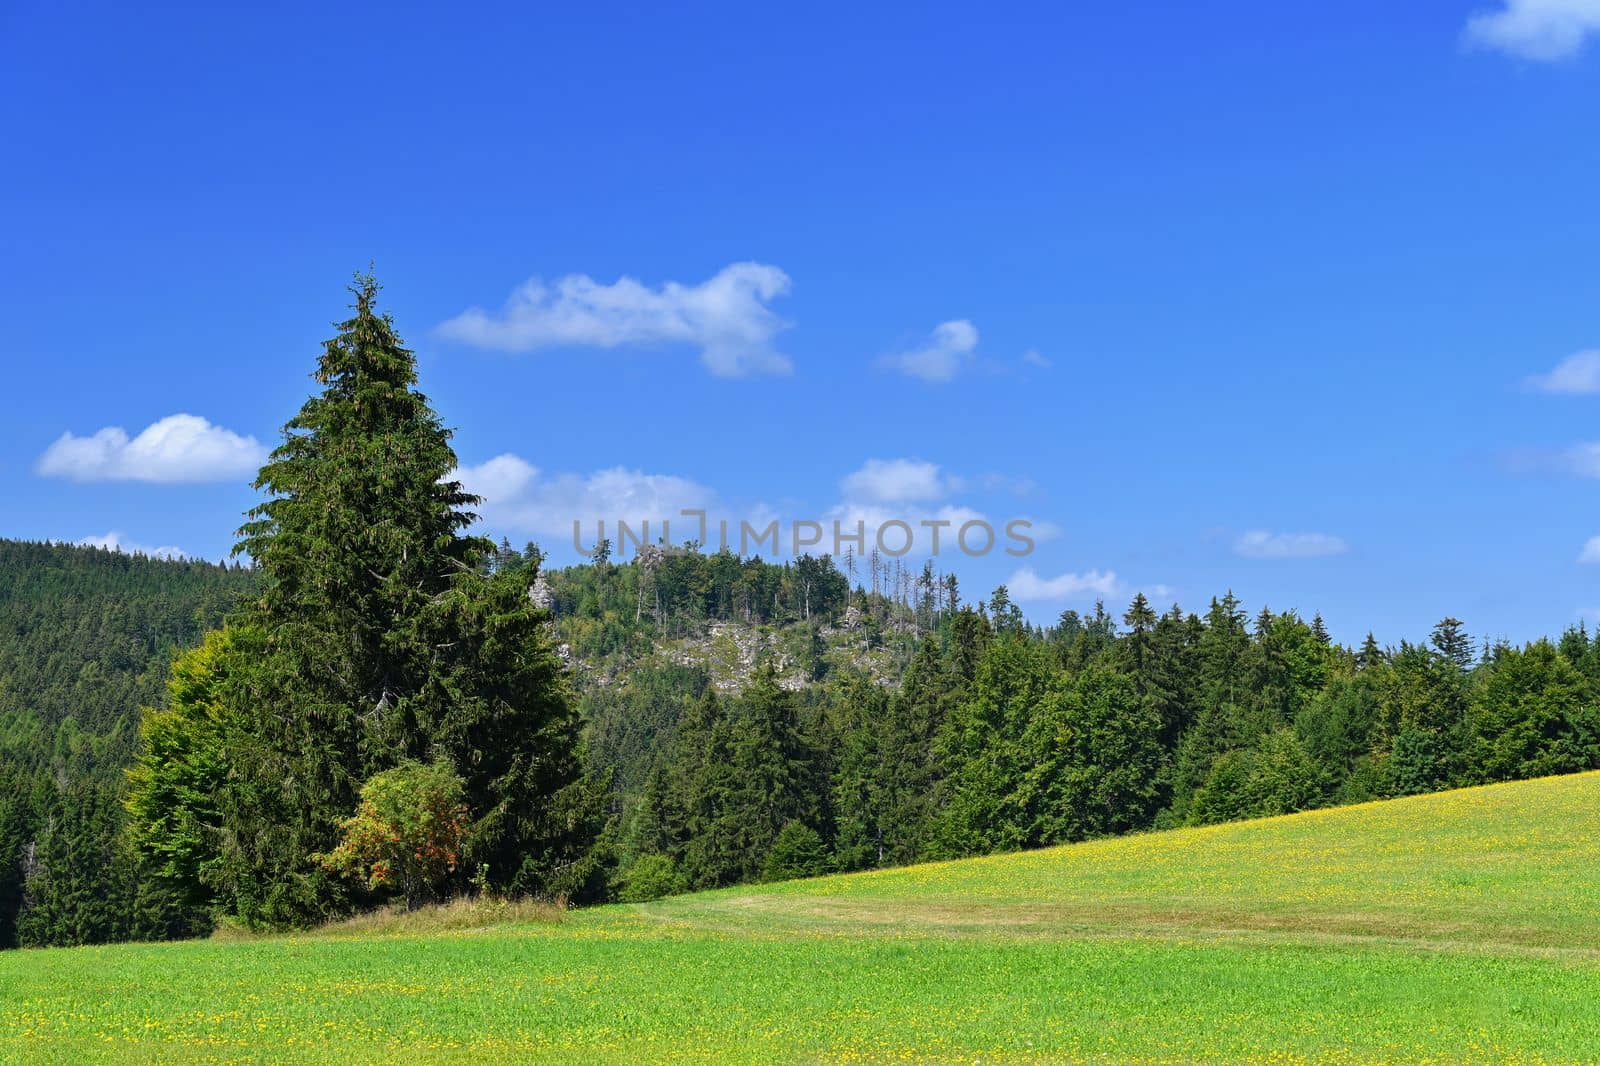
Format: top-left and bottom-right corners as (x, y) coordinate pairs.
(521, 542), (1600, 900)
(0, 540), (252, 946)
(5, 530), (1600, 946)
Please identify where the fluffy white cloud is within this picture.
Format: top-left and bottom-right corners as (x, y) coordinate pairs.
(1021, 349), (1051, 369)
(1580, 536), (1600, 563)
(1527, 349), (1600, 394)
(839, 459), (953, 504)
(1464, 0), (1600, 60)
(880, 320), (978, 383)
(455, 454), (717, 542)
(1234, 530), (1349, 560)
(77, 532), (186, 560)
(36, 414), (266, 483)
(1007, 567), (1123, 602)
(437, 262), (793, 377)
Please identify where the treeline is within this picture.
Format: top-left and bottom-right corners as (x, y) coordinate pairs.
(493, 536), (947, 663)
(609, 592), (1600, 895)
(8, 527), (1600, 940)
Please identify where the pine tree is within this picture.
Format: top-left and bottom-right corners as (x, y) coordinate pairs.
(877, 640), (965, 864)
(211, 275), (597, 925)
(830, 678), (887, 871)
(1430, 618), (1475, 673)
(720, 667), (824, 882)
(1120, 593), (1157, 677)
(675, 692), (745, 888)
(1356, 632), (1386, 671)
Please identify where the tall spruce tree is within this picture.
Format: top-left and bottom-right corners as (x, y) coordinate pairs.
(210, 275), (598, 926)
(676, 691), (746, 888)
(877, 639), (966, 865)
(722, 667), (825, 882)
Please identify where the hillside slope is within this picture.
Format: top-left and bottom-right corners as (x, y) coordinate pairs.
(649, 767), (1600, 951)
(4, 772), (1599, 1063)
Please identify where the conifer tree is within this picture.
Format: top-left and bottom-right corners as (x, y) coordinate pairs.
(1430, 617), (1475, 673)
(0, 776), (31, 949)
(830, 678), (887, 871)
(17, 782), (133, 947)
(720, 667), (824, 882)
(877, 640), (965, 864)
(1356, 632), (1386, 671)
(210, 275), (598, 925)
(1120, 593), (1157, 676)
(674, 691), (746, 888)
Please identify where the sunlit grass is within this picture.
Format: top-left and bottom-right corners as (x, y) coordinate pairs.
(210, 895), (569, 943)
(5, 772), (1600, 1063)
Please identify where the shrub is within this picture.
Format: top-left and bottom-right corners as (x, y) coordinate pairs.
(319, 761), (469, 909)
(761, 822), (828, 883)
(618, 853), (688, 902)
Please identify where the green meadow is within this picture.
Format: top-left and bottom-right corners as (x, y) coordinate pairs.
(6, 771), (1600, 1065)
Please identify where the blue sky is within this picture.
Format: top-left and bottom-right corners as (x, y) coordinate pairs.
(4, 1), (1599, 645)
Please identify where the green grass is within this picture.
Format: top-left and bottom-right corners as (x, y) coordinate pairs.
(6, 773), (1600, 1064)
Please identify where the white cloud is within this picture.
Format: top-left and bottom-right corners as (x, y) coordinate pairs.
(457, 451), (1053, 562)
(1234, 530), (1349, 560)
(36, 414), (266, 483)
(1464, 0), (1600, 61)
(437, 262), (793, 377)
(1580, 536), (1600, 563)
(830, 457), (1055, 559)
(1526, 349), (1600, 394)
(1008, 567), (1123, 602)
(839, 459), (953, 504)
(838, 458), (1038, 505)
(1021, 349), (1052, 369)
(880, 320), (978, 383)
(76, 532), (186, 560)
(455, 454), (718, 542)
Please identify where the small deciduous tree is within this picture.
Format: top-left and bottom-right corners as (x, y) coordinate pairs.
(125, 625), (255, 927)
(320, 762), (469, 910)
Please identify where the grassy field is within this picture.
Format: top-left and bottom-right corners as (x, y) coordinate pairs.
(5, 773), (1600, 1064)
